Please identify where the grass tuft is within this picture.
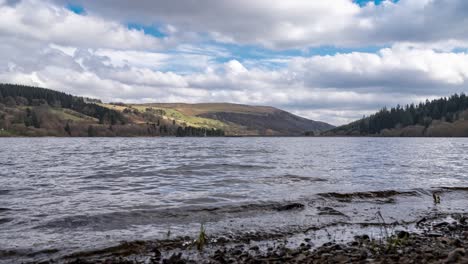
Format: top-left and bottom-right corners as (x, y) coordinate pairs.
(195, 223), (208, 251)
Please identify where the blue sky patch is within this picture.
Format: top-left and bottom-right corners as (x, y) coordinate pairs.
(127, 23), (167, 38)
(306, 45), (386, 56)
(67, 4), (85, 15)
(204, 42), (384, 68)
(354, 0), (398, 7)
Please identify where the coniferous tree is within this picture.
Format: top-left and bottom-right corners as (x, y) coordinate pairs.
(330, 93), (468, 135)
(31, 110), (40, 128)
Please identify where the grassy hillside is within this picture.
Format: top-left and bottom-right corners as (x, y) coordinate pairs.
(0, 84), (332, 136)
(101, 102), (334, 136)
(0, 84), (223, 137)
(322, 93), (468, 137)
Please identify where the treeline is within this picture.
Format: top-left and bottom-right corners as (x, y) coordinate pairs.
(0, 84), (125, 125)
(176, 126), (225, 137)
(0, 84), (226, 137)
(330, 93), (468, 135)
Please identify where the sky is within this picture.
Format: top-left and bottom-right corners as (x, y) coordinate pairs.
(1, 0), (468, 125)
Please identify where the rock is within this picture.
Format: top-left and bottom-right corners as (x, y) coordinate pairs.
(434, 222), (449, 228)
(249, 245), (259, 251)
(153, 248), (161, 258)
(438, 237), (451, 245)
(295, 253), (307, 262)
(397, 231), (410, 239)
(427, 232), (443, 237)
(447, 224), (458, 231)
(216, 236), (229, 243)
(445, 248), (465, 263)
(459, 217), (466, 224)
(332, 254), (349, 263)
(452, 239), (462, 247)
(360, 249), (368, 259)
(232, 249), (242, 255)
(330, 244), (342, 251)
(462, 231), (468, 239)
(163, 252), (184, 264)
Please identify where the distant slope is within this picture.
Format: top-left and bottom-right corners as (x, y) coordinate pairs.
(137, 103), (334, 136)
(323, 93), (468, 137)
(0, 84), (332, 136)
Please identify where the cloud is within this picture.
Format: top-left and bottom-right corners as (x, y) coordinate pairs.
(0, 0), (167, 50)
(291, 45), (468, 93)
(51, 0), (468, 49)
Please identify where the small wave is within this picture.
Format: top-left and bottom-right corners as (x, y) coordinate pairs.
(159, 163), (274, 175)
(275, 203), (305, 211)
(439, 186), (468, 192)
(0, 190), (10, 195)
(264, 174), (327, 184)
(35, 201), (306, 231)
(316, 206), (347, 217)
(0, 248), (60, 259)
(0, 218), (13, 224)
(78, 185), (112, 191)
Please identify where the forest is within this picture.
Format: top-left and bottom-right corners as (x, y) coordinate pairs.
(0, 84), (126, 125)
(325, 93), (468, 136)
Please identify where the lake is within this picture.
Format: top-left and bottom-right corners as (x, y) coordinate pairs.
(1, 137), (468, 262)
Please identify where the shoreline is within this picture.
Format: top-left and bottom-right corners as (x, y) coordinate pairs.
(3, 187), (468, 263)
(55, 212), (468, 263)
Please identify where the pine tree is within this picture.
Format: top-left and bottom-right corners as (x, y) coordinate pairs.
(31, 110), (40, 128)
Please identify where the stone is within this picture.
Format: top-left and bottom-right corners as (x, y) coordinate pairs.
(249, 245), (259, 251)
(446, 248), (465, 263)
(397, 231), (410, 239)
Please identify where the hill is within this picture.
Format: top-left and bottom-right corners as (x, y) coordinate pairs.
(123, 102), (334, 136)
(322, 93), (468, 137)
(0, 84), (332, 137)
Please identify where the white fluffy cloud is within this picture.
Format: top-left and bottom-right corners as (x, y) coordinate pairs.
(0, 0), (167, 50)
(50, 0), (468, 49)
(291, 44), (468, 92)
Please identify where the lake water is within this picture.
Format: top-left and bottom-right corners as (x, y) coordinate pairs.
(1, 137), (468, 262)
